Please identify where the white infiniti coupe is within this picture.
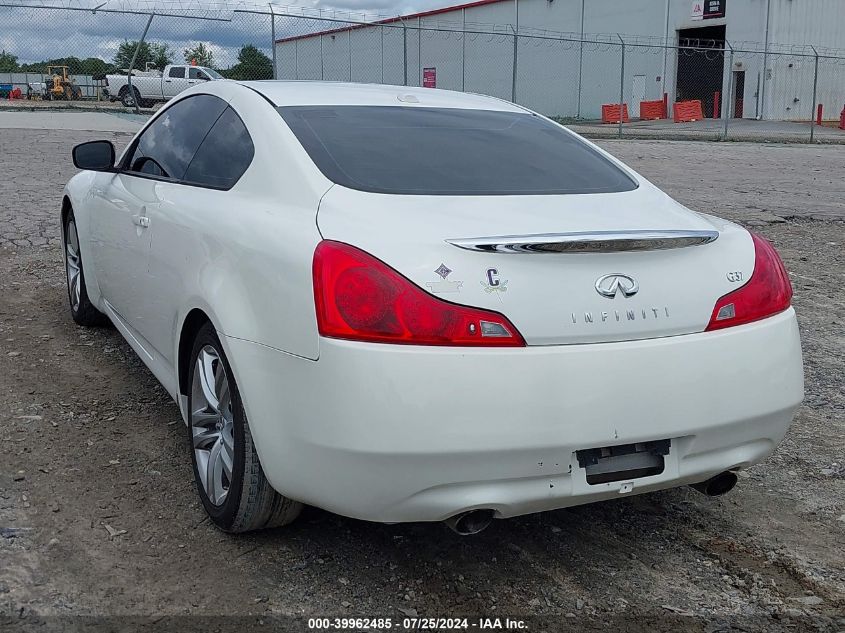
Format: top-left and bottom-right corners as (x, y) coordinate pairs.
(63, 81), (803, 534)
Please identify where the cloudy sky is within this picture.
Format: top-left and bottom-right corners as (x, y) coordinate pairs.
(0, 0), (455, 67)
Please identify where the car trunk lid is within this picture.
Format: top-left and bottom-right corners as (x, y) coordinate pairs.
(316, 182), (754, 345)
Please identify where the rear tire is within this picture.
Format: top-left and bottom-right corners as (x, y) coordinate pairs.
(120, 86), (139, 108)
(63, 209), (108, 327)
(187, 323), (302, 532)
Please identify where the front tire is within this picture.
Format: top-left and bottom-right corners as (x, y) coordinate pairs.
(187, 323), (302, 532)
(64, 210), (108, 327)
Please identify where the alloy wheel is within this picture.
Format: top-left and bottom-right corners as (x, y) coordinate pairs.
(65, 219), (81, 311)
(191, 345), (235, 506)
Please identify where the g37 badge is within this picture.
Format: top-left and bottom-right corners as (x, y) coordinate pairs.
(480, 268), (508, 302)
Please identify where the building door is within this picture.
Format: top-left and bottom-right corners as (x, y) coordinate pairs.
(732, 70), (745, 118)
(676, 24), (726, 118)
(631, 75), (647, 118)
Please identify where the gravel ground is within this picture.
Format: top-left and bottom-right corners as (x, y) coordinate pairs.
(1, 129), (844, 632)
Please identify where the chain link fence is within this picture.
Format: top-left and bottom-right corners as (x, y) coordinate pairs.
(0, 3), (276, 106)
(1, 1), (844, 142)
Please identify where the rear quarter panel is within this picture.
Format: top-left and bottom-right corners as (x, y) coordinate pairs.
(146, 87), (332, 366)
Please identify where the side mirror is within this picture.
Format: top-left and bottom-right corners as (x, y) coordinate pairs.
(72, 140), (115, 171)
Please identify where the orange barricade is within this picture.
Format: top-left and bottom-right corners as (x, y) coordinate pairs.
(639, 99), (666, 120)
(601, 103), (629, 124)
(673, 100), (704, 123)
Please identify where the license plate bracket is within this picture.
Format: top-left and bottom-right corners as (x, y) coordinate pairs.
(576, 439), (670, 485)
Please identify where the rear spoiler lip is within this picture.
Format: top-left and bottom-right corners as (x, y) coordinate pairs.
(445, 230), (720, 254)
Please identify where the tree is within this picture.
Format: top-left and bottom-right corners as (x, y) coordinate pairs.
(221, 45), (273, 80)
(114, 40), (150, 70)
(183, 42), (214, 68)
(16, 56), (116, 77)
(113, 40), (173, 71)
(149, 43), (174, 71)
(79, 57), (116, 78)
(0, 50), (18, 72)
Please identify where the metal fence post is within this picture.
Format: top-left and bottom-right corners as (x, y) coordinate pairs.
(461, 8), (466, 92)
(402, 19), (408, 86)
(380, 25), (384, 84)
(723, 41), (733, 140)
(511, 25), (518, 103)
(759, 0), (771, 120)
(269, 4), (277, 79)
(348, 28), (352, 82)
(294, 39), (298, 80)
(810, 45), (819, 143)
(576, 0), (585, 118)
(127, 13), (154, 115)
(418, 19), (422, 86)
(617, 34), (625, 139)
(320, 34), (324, 80)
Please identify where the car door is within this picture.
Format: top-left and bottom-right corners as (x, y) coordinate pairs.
(163, 66), (188, 97)
(88, 172), (156, 325)
(187, 67), (209, 88)
(89, 94), (228, 340)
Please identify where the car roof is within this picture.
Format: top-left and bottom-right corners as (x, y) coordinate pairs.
(240, 80), (525, 112)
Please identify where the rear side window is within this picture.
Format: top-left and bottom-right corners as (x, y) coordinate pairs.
(278, 106), (637, 195)
(183, 107), (254, 189)
(126, 94), (227, 180)
(168, 66), (185, 78)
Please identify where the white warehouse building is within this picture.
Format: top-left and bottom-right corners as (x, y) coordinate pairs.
(274, 0), (845, 121)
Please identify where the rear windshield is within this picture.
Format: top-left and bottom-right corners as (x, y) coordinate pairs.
(277, 106), (638, 196)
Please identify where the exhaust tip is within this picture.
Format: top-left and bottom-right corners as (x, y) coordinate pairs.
(691, 471), (739, 497)
(444, 509), (494, 535)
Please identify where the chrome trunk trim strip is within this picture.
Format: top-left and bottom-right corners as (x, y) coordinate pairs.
(446, 230), (719, 254)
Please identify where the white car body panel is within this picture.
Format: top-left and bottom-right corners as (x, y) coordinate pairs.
(61, 80), (804, 524)
(225, 309), (802, 522)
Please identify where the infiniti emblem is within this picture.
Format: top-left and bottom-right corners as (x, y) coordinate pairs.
(595, 273), (639, 298)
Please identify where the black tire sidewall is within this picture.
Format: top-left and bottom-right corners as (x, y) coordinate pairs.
(186, 324), (248, 530)
(62, 209), (108, 327)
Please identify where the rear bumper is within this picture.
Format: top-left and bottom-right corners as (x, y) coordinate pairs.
(223, 309), (803, 523)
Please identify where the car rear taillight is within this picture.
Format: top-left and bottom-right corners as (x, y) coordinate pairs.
(313, 240), (525, 346)
(705, 233), (793, 331)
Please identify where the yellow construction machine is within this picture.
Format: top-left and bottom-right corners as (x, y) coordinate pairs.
(43, 66), (83, 100)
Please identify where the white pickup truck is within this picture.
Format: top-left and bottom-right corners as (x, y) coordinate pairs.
(106, 64), (224, 108)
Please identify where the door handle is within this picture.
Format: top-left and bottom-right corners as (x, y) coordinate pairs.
(133, 216), (150, 228)
(165, 79), (172, 83)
